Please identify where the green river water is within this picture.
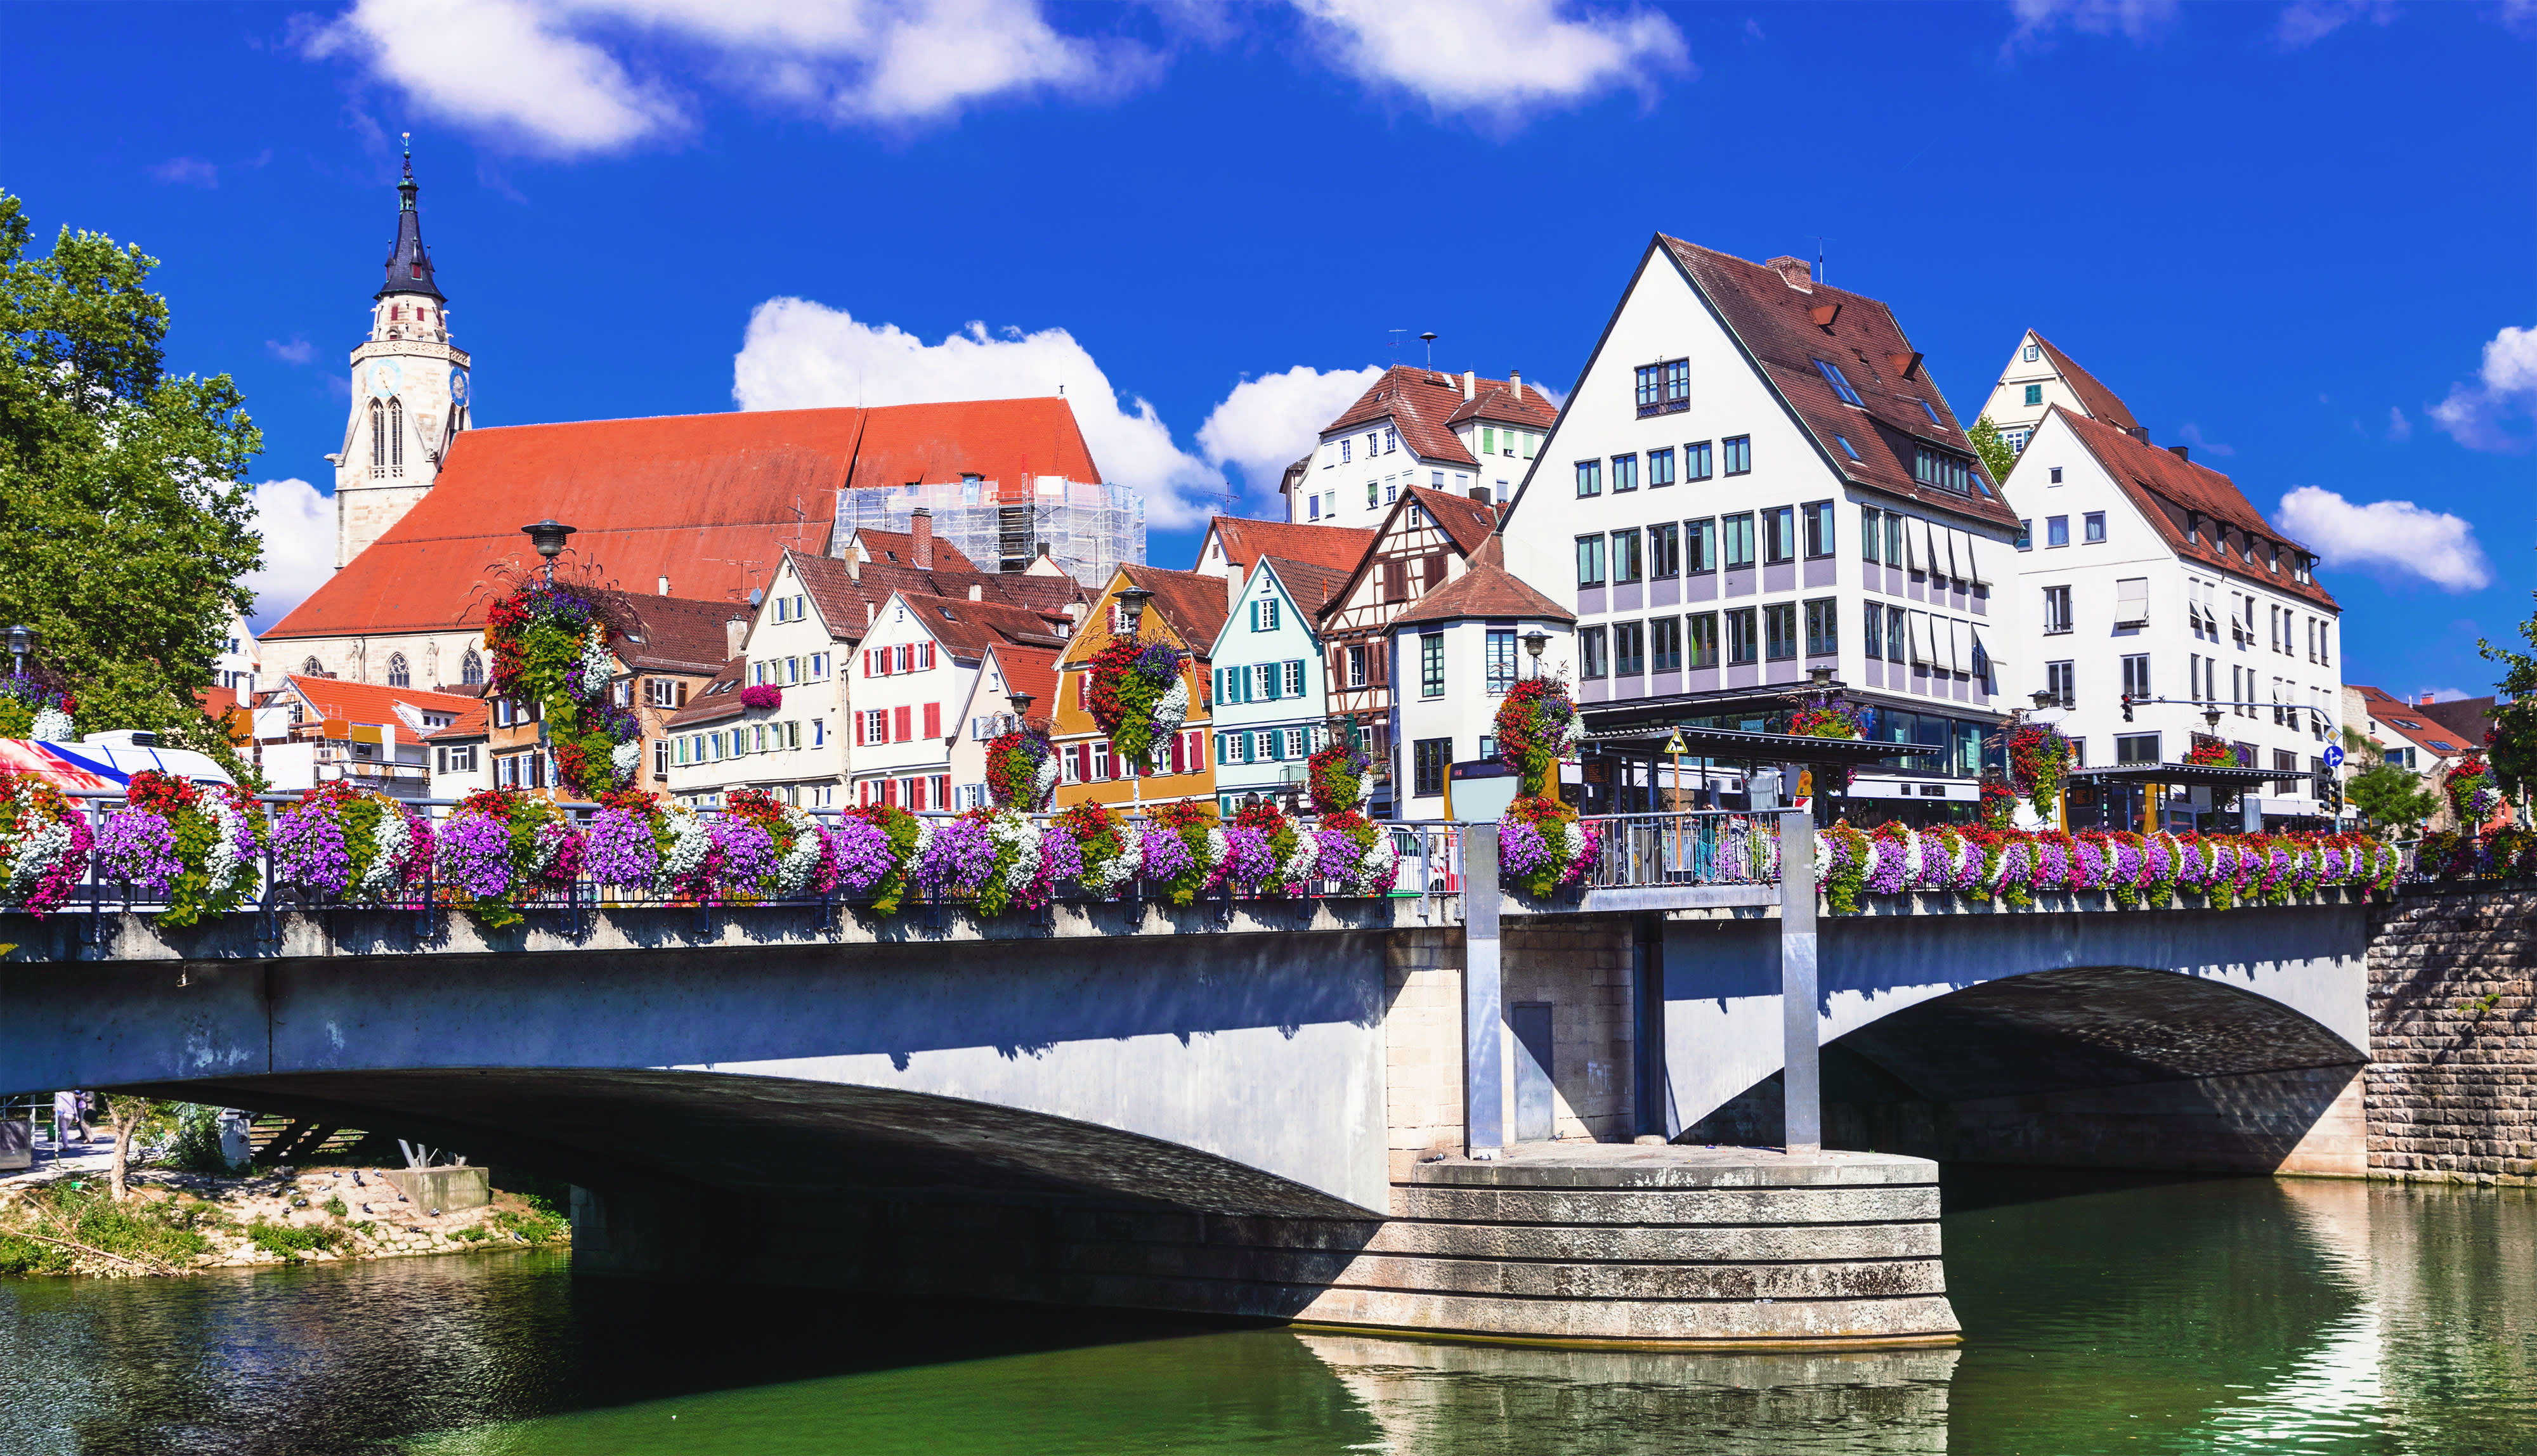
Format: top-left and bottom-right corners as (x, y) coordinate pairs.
(1, 1171), (2529, 1454)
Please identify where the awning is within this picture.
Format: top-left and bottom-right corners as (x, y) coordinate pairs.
(1582, 723), (1941, 766)
(2067, 762), (2278, 789)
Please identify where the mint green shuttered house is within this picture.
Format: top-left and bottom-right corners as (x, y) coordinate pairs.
(1207, 556), (1349, 816)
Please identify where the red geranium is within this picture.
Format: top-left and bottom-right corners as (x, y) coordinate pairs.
(122, 769), (200, 816)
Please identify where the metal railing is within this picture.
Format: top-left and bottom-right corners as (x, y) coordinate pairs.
(1581, 810), (1782, 890)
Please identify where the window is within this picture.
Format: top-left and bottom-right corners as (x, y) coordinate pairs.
(1579, 625), (1608, 679)
(2115, 576), (2149, 627)
(1611, 454), (1639, 493)
(1686, 517), (1716, 573)
(1485, 630), (1517, 696)
(1250, 597), (1280, 632)
(1482, 426), (1494, 455)
(1613, 621), (1645, 676)
(1835, 435), (1860, 461)
(1307, 495), (1321, 521)
(1803, 501), (1834, 558)
(1887, 607), (1908, 662)
(1918, 399), (1942, 427)
(1385, 425), (1399, 453)
(1284, 659), (1305, 696)
(1340, 438), (1352, 464)
(1685, 440), (1712, 480)
(1726, 608), (1759, 665)
(1686, 613), (1719, 668)
(1865, 602), (1884, 658)
(1413, 738), (1452, 797)
(1611, 529), (1643, 585)
(1884, 511), (1903, 564)
(2047, 660), (2075, 708)
(368, 400), (384, 471)
(459, 650), (484, 686)
(2016, 519), (2033, 552)
(2023, 343), (2042, 363)
(1366, 481), (1378, 509)
(1804, 599), (1837, 657)
(1813, 358), (1864, 406)
(2003, 427), (2031, 453)
(1575, 460), (1601, 497)
(386, 653), (410, 688)
(1764, 604), (1797, 661)
(1914, 446), (1976, 495)
(2122, 654), (2151, 701)
(2117, 733), (2162, 765)
(1648, 446), (1676, 488)
(1763, 506), (1796, 566)
(2042, 585), (2073, 635)
(1723, 436), (1752, 475)
(1862, 505), (1884, 563)
(1575, 535), (1606, 588)
(2046, 515), (2070, 548)
(1347, 644), (1367, 688)
(1284, 727), (1307, 759)
(1722, 512), (1756, 569)
(2048, 466), (2064, 484)
(1635, 358), (1690, 417)
(1648, 522), (1680, 579)
(2084, 511), (2106, 543)
(1652, 616), (1681, 673)
(1420, 632), (1445, 698)
(2024, 384), (2044, 406)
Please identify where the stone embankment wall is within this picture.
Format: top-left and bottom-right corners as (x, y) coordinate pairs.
(2366, 888), (2536, 1187)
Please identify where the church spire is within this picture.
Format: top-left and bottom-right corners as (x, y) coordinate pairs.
(377, 133), (445, 302)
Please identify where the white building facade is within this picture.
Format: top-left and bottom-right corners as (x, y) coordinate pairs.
(1969, 330), (2142, 458)
(1385, 541), (1575, 823)
(1286, 367), (1557, 526)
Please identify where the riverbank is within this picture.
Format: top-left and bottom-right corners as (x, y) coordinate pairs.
(0, 1162), (568, 1278)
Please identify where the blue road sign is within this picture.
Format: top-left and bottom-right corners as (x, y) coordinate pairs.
(2323, 744), (2345, 770)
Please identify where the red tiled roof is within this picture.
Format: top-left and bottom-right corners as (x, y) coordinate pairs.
(597, 590), (747, 674)
(1409, 486), (1503, 555)
(1657, 238), (2021, 532)
(2352, 686), (2472, 760)
(1118, 564), (1229, 661)
(2055, 408), (2339, 611)
(894, 592), (1071, 661)
(664, 660), (748, 729)
(1257, 556), (1352, 620)
(266, 399), (1100, 640)
(1201, 516), (1379, 576)
(842, 526), (981, 574)
(1390, 538), (1575, 628)
(422, 701), (488, 742)
(787, 550), (1084, 647)
(2031, 334), (2141, 433)
(278, 674), (482, 726)
(1321, 365), (1555, 469)
(982, 643), (1060, 722)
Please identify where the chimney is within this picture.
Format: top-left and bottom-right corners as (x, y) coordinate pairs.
(846, 554), (859, 582)
(724, 617), (747, 661)
(1461, 370), (1476, 401)
(2127, 426), (2152, 444)
(1468, 486), (1492, 504)
(1508, 369), (1522, 400)
(1766, 256), (1814, 292)
(911, 508), (934, 569)
(656, 575), (669, 596)
(968, 583), (983, 602)
(2167, 444), (2191, 463)
(1227, 562), (1244, 618)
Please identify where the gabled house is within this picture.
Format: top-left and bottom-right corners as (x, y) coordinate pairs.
(1971, 330), (2144, 457)
(1191, 516), (1378, 580)
(1207, 554), (1349, 816)
(1051, 566), (1227, 811)
(850, 591), (1071, 811)
(424, 701), (489, 799)
(1388, 538), (1575, 822)
(255, 675), (479, 796)
(1287, 366), (1557, 525)
(2341, 685), (2493, 833)
(1498, 237), (2021, 817)
(948, 643), (1062, 810)
(1317, 486), (1503, 814)
(2004, 403), (2342, 826)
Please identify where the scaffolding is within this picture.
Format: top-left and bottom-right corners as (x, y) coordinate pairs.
(833, 477), (1144, 587)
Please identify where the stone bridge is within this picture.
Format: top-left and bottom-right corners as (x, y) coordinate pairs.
(0, 868), (2377, 1346)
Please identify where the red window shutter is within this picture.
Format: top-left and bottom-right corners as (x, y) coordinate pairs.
(910, 777), (925, 812)
(922, 702), (941, 738)
(932, 774), (949, 808)
(1076, 672), (1088, 709)
(922, 642), (936, 670)
(1330, 646), (1345, 684)
(1373, 644), (1389, 686)
(1169, 734), (1184, 774)
(882, 778), (897, 807)
(858, 781), (870, 807)
(1426, 552), (1448, 590)
(893, 705), (911, 741)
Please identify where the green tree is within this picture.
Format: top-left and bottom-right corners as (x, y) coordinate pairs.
(2348, 755), (2441, 833)
(2476, 588), (2536, 799)
(1967, 415), (2019, 486)
(0, 190), (262, 760)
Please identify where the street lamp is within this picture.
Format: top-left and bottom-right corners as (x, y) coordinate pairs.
(521, 519), (576, 583)
(1808, 666), (1835, 688)
(1522, 629), (1548, 679)
(7, 625), (29, 677)
(1114, 585), (1152, 640)
(1007, 689), (1034, 731)
(2203, 706), (2224, 730)
(2030, 687), (2057, 711)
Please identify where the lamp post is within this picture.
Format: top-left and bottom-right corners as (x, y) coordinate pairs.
(7, 624), (29, 679)
(1111, 585), (1155, 814)
(1522, 629), (1548, 680)
(521, 519), (576, 584)
(1008, 689), (1035, 731)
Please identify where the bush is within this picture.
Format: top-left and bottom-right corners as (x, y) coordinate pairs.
(0, 1185), (214, 1274)
(492, 1193), (570, 1246)
(246, 1218), (345, 1261)
(162, 1104), (243, 1176)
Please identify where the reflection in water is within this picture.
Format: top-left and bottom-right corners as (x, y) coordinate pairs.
(0, 1178), (2529, 1454)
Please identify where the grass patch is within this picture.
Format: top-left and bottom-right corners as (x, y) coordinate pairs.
(490, 1192), (570, 1246)
(321, 1196), (349, 1218)
(245, 1218), (348, 1261)
(0, 1186), (216, 1275)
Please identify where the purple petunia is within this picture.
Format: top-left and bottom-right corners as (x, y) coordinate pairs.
(1141, 822), (1196, 882)
(1865, 837), (1907, 896)
(95, 810), (183, 895)
(1220, 826), (1274, 885)
(712, 819), (776, 892)
(437, 813), (514, 899)
(585, 807), (660, 888)
(1037, 823), (1085, 886)
(830, 818), (897, 894)
(1133, 642), (1183, 684)
(271, 805), (353, 895)
(1498, 819), (1551, 876)
(914, 815), (995, 894)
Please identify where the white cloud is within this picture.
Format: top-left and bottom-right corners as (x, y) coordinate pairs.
(2275, 486), (2494, 594)
(2385, 405), (2411, 443)
(2428, 325), (2537, 453)
(1195, 365), (1382, 501)
(303, 0), (1156, 156)
(146, 157), (220, 188)
(1293, 0), (1689, 125)
(243, 478), (337, 632)
(2176, 420), (2234, 457)
(2002, 0), (2178, 55)
(2274, 0), (2399, 48)
(731, 297), (1230, 530)
(266, 337), (315, 365)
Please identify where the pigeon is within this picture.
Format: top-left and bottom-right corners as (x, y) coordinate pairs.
(360, 1204), (373, 1214)
(351, 1171), (365, 1186)
(290, 1195), (308, 1208)
(426, 1207), (441, 1218)
(396, 1192), (409, 1202)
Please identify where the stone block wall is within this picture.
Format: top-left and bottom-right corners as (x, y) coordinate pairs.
(1503, 918), (1638, 1145)
(2366, 888), (2536, 1186)
(1383, 930), (1467, 1188)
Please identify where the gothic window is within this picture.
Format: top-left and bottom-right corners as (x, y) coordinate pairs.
(460, 649), (484, 686)
(387, 653), (410, 688)
(302, 657), (323, 676)
(369, 400), (386, 471)
(388, 398), (404, 471)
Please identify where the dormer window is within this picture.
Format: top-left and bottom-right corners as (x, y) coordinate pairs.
(1634, 359), (1689, 417)
(1812, 358), (1864, 407)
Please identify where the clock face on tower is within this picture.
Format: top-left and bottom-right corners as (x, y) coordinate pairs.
(369, 359), (404, 395)
(449, 368), (470, 404)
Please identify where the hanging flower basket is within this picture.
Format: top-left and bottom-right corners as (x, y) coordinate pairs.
(268, 782), (433, 907)
(1499, 793), (1597, 899)
(1788, 696), (1862, 791)
(2184, 735), (2238, 768)
(484, 583), (641, 798)
(0, 767), (95, 916)
(1085, 637), (1189, 770)
(2444, 754), (2507, 826)
(986, 725), (1060, 812)
(1306, 738), (1373, 815)
(91, 770), (268, 927)
(1494, 677), (1581, 796)
(2007, 721), (2074, 821)
(738, 684), (782, 712)
(0, 671), (75, 741)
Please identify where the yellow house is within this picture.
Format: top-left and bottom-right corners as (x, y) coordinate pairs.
(1051, 565), (1227, 811)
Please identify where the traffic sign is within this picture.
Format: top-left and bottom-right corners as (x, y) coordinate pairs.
(2322, 744), (2345, 770)
(1662, 731), (1686, 755)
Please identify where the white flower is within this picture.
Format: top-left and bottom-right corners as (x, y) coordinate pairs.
(30, 706), (73, 741)
(1086, 822), (1140, 891)
(660, 809), (712, 890)
(1203, 825), (1229, 873)
(1814, 830), (1834, 887)
(1031, 755), (1059, 806)
(1152, 678), (1190, 736)
(1901, 833), (1924, 884)
(357, 800), (414, 899)
(202, 794), (257, 898)
(987, 809), (1043, 892)
(577, 627), (615, 698)
(773, 805), (826, 897)
(611, 740), (640, 781)
(1353, 825), (1399, 897)
(1560, 820), (1585, 872)
(1279, 835), (1321, 886)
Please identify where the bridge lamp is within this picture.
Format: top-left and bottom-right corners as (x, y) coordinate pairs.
(7, 624), (28, 677)
(521, 519), (577, 583)
(2030, 687), (2057, 711)
(1115, 586), (1152, 640)
(1808, 666), (1835, 688)
(2203, 706), (2224, 730)
(1008, 690), (1034, 729)
(1522, 629), (1548, 679)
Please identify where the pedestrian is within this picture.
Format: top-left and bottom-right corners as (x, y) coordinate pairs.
(53, 1089), (82, 1158)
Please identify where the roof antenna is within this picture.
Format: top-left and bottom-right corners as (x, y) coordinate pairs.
(1420, 331), (1438, 368)
(1816, 237), (1825, 287)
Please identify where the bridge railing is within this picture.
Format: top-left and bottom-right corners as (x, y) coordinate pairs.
(1579, 811), (1782, 890)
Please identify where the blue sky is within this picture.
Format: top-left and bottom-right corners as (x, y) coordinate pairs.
(6, 0), (2530, 699)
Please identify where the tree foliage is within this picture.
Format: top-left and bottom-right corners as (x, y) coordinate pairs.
(2348, 756), (2441, 833)
(2477, 588), (2537, 800)
(1967, 415), (2019, 488)
(0, 190), (263, 758)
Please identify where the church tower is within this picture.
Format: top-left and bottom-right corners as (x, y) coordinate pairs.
(333, 138), (473, 569)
